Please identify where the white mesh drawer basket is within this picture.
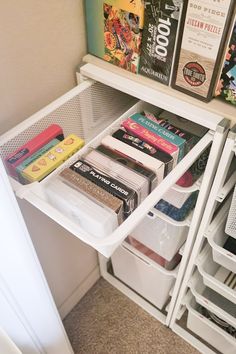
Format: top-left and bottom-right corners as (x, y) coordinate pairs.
(225, 184), (236, 239)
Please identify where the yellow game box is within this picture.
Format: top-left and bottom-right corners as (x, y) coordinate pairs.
(22, 134), (84, 182)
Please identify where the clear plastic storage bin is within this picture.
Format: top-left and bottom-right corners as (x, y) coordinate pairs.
(130, 211), (189, 262)
(208, 216), (236, 274)
(197, 245), (236, 305)
(189, 271), (236, 328)
(186, 297), (236, 354)
(111, 240), (178, 309)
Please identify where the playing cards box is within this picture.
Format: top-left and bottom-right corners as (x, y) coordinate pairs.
(112, 128), (173, 176)
(101, 134), (165, 181)
(70, 160), (137, 218)
(84, 149), (149, 204)
(121, 116), (179, 165)
(59, 168), (124, 224)
(97, 143), (158, 191)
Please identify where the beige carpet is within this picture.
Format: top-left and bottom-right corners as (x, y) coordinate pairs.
(63, 278), (200, 354)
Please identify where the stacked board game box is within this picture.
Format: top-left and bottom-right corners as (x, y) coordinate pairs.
(85, 0), (144, 73)
(171, 0), (235, 101)
(139, 0), (183, 85)
(215, 13), (236, 105)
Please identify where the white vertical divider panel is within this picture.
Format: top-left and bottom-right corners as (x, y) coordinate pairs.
(170, 127), (236, 329)
(166, 122), (230, 324)
(169, 127), (236, 354)
(0, 328), (22, 354)
(0, 158), (73, 354)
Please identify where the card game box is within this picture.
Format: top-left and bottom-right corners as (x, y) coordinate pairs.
(143, 111), (200, 154)
(130, 113), (186, 161)
(84, 148), (149, 204)
(121, 116), (179, 165)
(101, 134), (165, 179)
(59, 168), (124, 224)
(171, 0), (235, 101)
(156, 110), (208, 138)
(96, 144), (158, 192)
(112, 128), (173, 176)
(70, 160), (137, 218)
(22, 134), (84, 182)
(139, 0), (183, 85)
(85, 0), (144, 73)
(5, 124), (64, 179)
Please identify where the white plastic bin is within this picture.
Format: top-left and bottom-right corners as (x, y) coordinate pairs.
(111, 240), (177, 309)
(130, 212), (189, 261)
(208, 215), (236, 274)
(225, 185), (236, 239)
(186, 297), (236, 354)
(197, 245), (236, 305)
(189, 271), (236, 328)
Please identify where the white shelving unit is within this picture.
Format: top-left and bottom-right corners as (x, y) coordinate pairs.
(170, 125), (236, 353)
(0, 57), (233, 342)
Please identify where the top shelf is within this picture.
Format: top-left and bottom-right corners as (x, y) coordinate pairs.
(82, 55), (236, 126)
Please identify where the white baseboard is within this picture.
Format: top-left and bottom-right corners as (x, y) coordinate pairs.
(59, 266), (100, 319)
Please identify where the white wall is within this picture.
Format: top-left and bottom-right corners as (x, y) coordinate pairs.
(0, 0), (99, 316)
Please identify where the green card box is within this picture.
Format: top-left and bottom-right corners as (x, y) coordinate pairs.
(85, 0), (144, 73)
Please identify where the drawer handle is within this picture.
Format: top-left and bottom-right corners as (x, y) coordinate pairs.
(147, 211), (156, 220)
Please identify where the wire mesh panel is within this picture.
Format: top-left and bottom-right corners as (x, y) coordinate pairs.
(225, 185), (236, 238)
(0, 81), (137, 161)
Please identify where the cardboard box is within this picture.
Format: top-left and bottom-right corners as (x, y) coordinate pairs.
(85, 0), (144, 73)
(139, 0), (183, 85)
(172, 0), (235, 101)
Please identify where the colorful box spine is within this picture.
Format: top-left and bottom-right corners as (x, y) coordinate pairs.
(22, 134), (84, 182)
(130, 113), (185, 160)
(157, 110), (208, 138)
(5, 124), (64, 179)
(112, 128), (173, 176)
(121, 117), (179, 166)
(171, 0), (235, 101)
(143, 111), (199, 153)
(139, 0), (183, 85)
(70, 160), (137, 217)
(16, 138), (60, 182)
(85, 0), (144, 74)
(101, 134), (165, 180)
(215, 13), (236, 106)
